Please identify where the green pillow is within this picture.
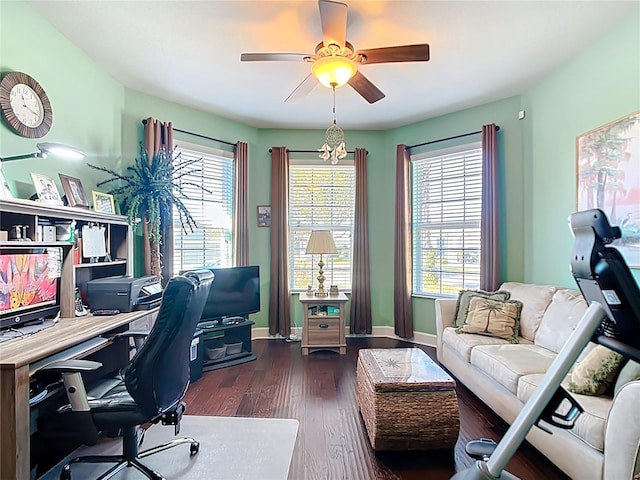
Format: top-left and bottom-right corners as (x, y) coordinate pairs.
(568, 345), (625, 396)
(613, 360), (640, 397)
(453, 289), (511, 327)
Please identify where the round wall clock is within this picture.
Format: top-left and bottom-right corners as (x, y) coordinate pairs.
(0, 71), (53, 138)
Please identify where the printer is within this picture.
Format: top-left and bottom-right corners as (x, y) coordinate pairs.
(87, 276), (163, 312)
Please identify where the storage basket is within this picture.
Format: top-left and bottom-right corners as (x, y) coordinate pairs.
(223, 336), (243, 355)
(205, 340), (226, 360)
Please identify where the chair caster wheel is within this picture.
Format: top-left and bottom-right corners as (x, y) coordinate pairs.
(60, 465), (72, 480)
(190, 441), (200, 456)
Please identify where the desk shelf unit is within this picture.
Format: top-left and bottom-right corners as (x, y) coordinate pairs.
(0, 197), (132, 315)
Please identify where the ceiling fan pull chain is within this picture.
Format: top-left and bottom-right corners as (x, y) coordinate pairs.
(332, 85), (337, 124)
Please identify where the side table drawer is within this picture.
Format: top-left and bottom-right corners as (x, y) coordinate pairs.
(308, 317), (340, 345)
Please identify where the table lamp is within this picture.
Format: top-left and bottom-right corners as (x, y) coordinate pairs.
(305, 230), (337, 297)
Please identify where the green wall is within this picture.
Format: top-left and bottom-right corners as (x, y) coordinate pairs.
(521, 13), (640, 287)
(0, 1), (125, 199)
(388, 95), (525, 334)
(2, 2), (638, 335)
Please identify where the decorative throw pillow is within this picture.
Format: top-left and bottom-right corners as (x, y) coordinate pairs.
(453, 289), (511, 327)
(455, 296), (522, 343)
(613, 360), (640, 397)
(568, 345), (625, 396)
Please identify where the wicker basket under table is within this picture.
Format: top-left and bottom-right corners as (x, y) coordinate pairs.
(356, 348), (460, 451)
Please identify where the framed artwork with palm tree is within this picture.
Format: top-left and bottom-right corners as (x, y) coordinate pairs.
(576, 111), (640, 267)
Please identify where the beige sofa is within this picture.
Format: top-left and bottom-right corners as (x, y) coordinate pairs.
(435, 282), (640, 480)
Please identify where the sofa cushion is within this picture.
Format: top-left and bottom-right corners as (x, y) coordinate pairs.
(470, 344), (556, 394)
(518, 373), (611, 452)
(614, 360), (640, 397)
(500, 282), (557, 342)
(457, 296), (522, 343)
(535, 288), (588, 353)
(569, 345), (625, 396)
(453, 289), (511, 327)
(442, 326), (513, 362)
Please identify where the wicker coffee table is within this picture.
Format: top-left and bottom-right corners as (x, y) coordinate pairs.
(356, 348), (460, 451)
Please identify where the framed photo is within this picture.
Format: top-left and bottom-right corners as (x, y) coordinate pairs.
(59, 174), (89, 208)
(92, 190), (116, 214)
(31, 172), (63, 205)
(257, 205), (271, 227)
(577, 111), (640, 267)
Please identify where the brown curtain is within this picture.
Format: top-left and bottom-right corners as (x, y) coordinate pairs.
(350, 148), (372, 334)
(143, 117), (174, 283)
(269, 147), (291, 337)
(394, 144), (413, 338)
(234, 141), (249, 266)
(480, 124), (501, 291)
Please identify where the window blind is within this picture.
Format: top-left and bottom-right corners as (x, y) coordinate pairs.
(172, 145), (234, 272)
(412, 144), (482, 295)
(289, 162), (355, 291)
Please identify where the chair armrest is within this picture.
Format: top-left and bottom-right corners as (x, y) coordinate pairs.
(41, 360), (102, 413)
(41, 359), (102, 373)
(604, 380), (640, 479)
(41, 360), (102, 445)
(114, 330), (151, 339)
(114, 330), (151, 351)
(435, 298), (457, 362)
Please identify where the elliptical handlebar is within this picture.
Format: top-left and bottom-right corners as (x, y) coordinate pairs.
(569, 208), (640, 361)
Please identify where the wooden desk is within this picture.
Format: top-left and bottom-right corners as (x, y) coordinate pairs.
(0, 310), (157, 480)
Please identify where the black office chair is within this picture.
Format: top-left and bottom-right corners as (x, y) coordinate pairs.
(39, 269), (214, 480)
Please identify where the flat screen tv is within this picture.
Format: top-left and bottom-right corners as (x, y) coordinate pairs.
(193, 265), (260, 323)
(0, 251), (61, 330)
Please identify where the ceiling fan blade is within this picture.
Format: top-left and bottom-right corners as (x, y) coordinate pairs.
(285, 74), (318, 103)
(319, 0), (347, 48)
(354, 44), (430, 64)
(240, 53), (310, 62)
(348, 71), (385, 104)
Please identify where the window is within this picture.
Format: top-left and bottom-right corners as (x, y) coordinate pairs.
(289, 160), (355, 291)
(172, 142), (234, 272)
(412, 143), (482, 295)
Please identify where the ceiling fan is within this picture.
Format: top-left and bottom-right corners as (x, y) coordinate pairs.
(240, 0), (430, 104)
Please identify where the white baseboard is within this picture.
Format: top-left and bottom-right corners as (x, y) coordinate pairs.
(252, 325), (437, 348)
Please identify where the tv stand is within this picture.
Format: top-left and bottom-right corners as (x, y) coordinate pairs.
(198, 318), (255, 371)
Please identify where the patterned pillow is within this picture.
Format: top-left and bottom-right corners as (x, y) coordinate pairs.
(456, 296), (522, 343)
(569, 345), (625, 396)
(453, 289), (511, 327)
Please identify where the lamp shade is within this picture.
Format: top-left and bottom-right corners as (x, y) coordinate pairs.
(311, 56), (357, 88)
(305, 230), (338, 254)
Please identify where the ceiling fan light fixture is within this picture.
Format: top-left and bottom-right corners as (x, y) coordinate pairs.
(311, 55), (357, 88)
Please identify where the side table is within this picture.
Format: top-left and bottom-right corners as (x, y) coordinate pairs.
(299, 292), (348, 355)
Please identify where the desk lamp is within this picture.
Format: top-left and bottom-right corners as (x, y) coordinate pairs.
(0, 143), (85, 198)
(305, 230), (337, 297)
(0, 142), (85, 163)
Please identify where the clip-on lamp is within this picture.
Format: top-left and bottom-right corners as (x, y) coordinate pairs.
(0, 142), (85, 163)
(453, 209), (640, 480)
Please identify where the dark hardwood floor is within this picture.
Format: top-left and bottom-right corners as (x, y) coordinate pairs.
(184, 337), (570, 480)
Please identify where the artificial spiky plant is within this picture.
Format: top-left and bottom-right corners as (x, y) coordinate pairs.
(89, 144), (208, 280)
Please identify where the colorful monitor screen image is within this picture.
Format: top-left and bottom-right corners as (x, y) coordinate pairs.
(0, 252), (60, 328)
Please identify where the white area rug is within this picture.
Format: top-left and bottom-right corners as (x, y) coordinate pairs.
(42, 415), (299, 480)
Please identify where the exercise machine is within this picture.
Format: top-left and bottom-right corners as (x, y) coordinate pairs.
(453, 209), (640, 479)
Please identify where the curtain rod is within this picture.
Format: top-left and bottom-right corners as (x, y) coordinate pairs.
(141, 119), (236, 149)
(404, 125), (500, 151)
(268, 148), (365, 154)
